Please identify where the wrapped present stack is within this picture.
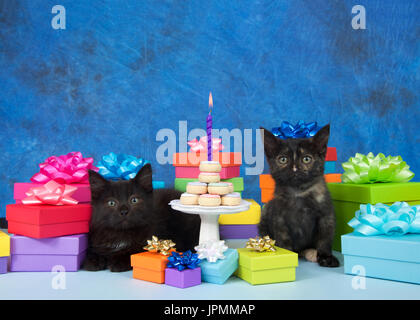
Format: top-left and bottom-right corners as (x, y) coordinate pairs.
(328, 152), (420, 251)
(131, 236), (202, 288)
(0, 231), (10, 274)
(6, 152), (93, 271)
(173, 138), (261, 240)
(259, 121), (341, 203)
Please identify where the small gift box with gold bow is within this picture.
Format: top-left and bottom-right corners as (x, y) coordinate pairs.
(131, 236), (176, 284)
(6, 181), (92, 239)
(327, 152), (420, 251)
(0, 231), (10, 274)
(236, 236), (298, 285)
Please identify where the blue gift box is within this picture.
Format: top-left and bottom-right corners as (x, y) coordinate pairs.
(152, 181), (165, 189)
(199, 249), (239, 284)
(324, 161), (336, 174)
(342, 232), (420, 284)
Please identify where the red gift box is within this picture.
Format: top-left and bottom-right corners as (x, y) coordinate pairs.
(6, 204), (91, 239)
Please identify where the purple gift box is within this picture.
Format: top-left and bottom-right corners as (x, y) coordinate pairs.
(219, 224), (258, 239)
(0, 256), (7, 274)
(165, 267), (201, 288)
(10, 234), (87, 272)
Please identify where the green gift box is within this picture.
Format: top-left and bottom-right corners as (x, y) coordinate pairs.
(235, 246), (298, 285)
(328, 182), (420, 251)
(174, 177), (244, 194)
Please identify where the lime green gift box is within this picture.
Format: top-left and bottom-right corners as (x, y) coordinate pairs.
(235, 246), (298, 285)
(174, 177), (244, 194)
(328, 182), (420, 251)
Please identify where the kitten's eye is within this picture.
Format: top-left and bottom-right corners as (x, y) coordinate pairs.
(130, 197), (140, 204)
(278, 156), (288, 164)
(107, 200), (117, 207)
(302, 156), (312, 164)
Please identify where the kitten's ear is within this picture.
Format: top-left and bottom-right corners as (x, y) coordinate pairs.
(89, 170), (109, 200)
(312, 124), (330, 155)
(134, 163), (153, 193)
(260, 127), (280, 159)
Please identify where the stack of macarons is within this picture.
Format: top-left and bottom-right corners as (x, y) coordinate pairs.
(180, 161), (242, 207)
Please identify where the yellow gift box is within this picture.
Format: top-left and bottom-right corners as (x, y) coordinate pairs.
(236, 246), (298, 285)
(218, 199), (261, 225)
(0, 230), (10, 257)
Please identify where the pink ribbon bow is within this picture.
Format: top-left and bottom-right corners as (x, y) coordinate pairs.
(187, 136), (224, 153)
(31, 152), (98, 184)
(22, 181), (79, 206)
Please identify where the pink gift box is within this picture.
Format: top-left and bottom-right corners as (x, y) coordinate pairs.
(14, 183), (91, 203)
(175, 166), (240, 179)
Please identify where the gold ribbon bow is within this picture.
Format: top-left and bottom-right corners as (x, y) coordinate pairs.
(246, 236), (276, 252)
(143, 236), (176, 256)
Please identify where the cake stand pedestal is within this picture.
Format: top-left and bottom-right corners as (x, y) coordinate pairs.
(169, 200), (251, 244)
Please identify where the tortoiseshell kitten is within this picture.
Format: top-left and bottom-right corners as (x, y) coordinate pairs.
(259, 125), (339, 267)
(82, 164), (200, 272)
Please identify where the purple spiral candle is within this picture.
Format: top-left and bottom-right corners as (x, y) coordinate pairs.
(207, 92), (213, 161)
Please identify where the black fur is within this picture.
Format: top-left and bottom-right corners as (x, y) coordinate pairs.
(258, 125), (339, 267)
(82, 164), (200, 272)
(0, 218), (7, 229)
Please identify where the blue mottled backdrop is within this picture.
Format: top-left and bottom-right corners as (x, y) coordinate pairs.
(0, 0), (419, 217)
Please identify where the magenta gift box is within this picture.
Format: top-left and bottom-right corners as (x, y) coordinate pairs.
(165, 267), (201, 288)
(219, 224), (258, 239)
(175, 166), (240, 179)
(14, 183), (91, 203)
(10, 234), (87, 272)
(0, 257), (7, 274)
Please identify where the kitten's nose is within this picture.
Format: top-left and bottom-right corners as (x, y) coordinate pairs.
(120, 206), (129, 216)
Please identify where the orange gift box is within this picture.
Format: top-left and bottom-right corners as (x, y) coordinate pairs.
(172, 152), (242, 167)
(131, 251), (174, 284)
(259, 174), (342, 203)
(324, 173), (342, 183)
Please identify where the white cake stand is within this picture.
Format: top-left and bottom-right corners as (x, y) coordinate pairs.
(169, 199), (251, 244)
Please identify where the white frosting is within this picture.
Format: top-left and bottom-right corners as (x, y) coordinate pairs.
(187, 182), (207, 186)
(200, 161), (220, 165)
(208, 182), (229, 187)
(181, 193), (199, 197)
(224, 192), (241, 198)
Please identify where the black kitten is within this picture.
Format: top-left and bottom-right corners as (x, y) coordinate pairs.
(82, 164), (200, 272)
(258, 125), (339, 268)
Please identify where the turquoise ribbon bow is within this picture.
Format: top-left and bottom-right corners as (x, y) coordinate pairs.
(97, 152), (149, 180)
(348, 202), (420, 236)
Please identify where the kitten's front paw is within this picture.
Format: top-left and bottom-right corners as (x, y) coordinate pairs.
(109, 259), (132, 272)
(82, 255), (107, 271)
(317, 253), (339, 268)
(302, 249), (317, 263)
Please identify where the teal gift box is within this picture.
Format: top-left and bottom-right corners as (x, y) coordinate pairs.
(324, 161), (336, 174)
(199, 249), (238, 284)
(342, 232), (420, 284)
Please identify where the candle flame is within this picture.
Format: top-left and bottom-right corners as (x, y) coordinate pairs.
(209, 92), (213, 110)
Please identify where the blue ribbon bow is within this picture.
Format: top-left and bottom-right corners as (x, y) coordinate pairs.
(348, 202), (420, 236)
(167, 250), (201, 271)
(272, 121), (320, 139)
(97, 152), (149, 180)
